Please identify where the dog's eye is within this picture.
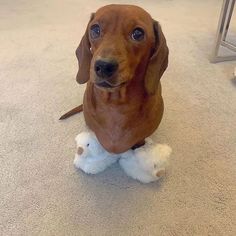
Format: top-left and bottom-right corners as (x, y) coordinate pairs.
(87, 143), (90, 147)
(90, 24), (100, 39)
(131, 27), (145, 41)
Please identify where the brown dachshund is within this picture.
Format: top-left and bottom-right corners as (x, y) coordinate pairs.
(61, 5), (169, 154)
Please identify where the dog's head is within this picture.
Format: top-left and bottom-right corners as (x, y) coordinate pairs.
(75, 5), (168, 95)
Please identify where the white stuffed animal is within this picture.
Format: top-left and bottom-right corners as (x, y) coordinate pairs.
(119, 138), (172, 183)
(74, 132), (119, 174)
(74, 131), (172, 183)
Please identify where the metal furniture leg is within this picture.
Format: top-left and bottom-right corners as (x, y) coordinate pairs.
(222, 0), (235, 40)
(210, 0), (236, 63)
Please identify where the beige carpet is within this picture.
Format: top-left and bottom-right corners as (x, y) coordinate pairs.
(1, 0), (236, 235)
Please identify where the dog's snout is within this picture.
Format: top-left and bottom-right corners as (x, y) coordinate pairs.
(95, 59), (118, 78)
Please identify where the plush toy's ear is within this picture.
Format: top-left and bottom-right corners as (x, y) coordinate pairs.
(75, 133), (82, 144)
(75, 13), (95, 84)
(144, 21), (169, 95)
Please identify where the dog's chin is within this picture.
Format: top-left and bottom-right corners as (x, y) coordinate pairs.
(94, 81), (127, 92)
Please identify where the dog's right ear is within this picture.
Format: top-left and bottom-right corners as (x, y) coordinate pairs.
(75, 13), (95, 84)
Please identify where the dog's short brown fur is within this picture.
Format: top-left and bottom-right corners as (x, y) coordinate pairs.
(65, 5), (168, 153)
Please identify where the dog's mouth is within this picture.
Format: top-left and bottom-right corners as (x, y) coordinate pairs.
(95, 81), (127, 89)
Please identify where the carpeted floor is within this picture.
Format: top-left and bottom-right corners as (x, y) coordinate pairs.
(1, 0), (236, 235)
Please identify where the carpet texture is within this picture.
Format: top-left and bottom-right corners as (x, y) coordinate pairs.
(0, 0), (236, 235)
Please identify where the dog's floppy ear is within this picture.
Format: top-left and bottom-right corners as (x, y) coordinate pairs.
(145, 21), (169, 95)
(75, 13), (94, 84)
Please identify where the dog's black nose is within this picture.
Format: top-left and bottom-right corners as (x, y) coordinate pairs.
(94, 59), (118, 78)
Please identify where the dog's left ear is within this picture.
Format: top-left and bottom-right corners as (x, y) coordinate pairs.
(75, 13), (95, 84)
(145, 21), (169, 95)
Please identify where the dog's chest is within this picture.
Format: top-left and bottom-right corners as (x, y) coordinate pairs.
(83, 83), (163, 153)
(86, 84), (148, 126)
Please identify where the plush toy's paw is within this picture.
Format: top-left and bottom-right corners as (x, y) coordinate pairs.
(74, 153), (118, 174)
(119, 143), (172, 183)
(74, 131), (119, 174)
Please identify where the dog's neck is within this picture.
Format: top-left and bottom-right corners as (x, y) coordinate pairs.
(89, 79), (146, 106)
(96, 86), (128, 104)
